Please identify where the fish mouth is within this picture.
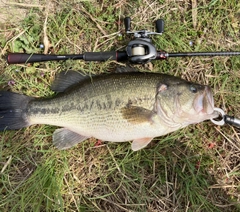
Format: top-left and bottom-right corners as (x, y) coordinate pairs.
(193, 86), (216, 116)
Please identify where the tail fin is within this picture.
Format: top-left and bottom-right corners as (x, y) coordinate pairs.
(0, 91), (32, 130)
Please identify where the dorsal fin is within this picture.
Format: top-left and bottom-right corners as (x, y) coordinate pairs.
(51, 70), (90, 93)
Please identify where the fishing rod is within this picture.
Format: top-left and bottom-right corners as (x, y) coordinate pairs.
(6, 17), (240, 64)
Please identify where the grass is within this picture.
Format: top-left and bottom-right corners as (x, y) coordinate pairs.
(0, 0), (240, 211)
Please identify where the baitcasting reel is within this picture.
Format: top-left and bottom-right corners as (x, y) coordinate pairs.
(124, 17), (164, 63)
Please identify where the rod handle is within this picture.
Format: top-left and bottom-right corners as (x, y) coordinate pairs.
(7, 53), (44, 64)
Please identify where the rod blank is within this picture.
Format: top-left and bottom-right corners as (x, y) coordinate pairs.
(168, 51), (240, 57)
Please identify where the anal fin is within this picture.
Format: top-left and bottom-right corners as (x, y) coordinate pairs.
(131, 137), (153, 151)
(53, 128), (89, 150)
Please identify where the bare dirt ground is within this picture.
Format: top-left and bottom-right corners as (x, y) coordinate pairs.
(0, 0), (40, 24)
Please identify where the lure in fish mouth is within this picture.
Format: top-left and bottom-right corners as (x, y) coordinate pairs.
(0, 70), (217, 151)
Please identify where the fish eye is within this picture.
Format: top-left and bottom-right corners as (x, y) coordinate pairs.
(189, 85), (198, 93)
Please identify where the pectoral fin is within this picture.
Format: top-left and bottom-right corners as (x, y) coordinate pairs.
(121, 106), (154, 124)
(131, 137), (153, 151)
(53, 128), (89, 150)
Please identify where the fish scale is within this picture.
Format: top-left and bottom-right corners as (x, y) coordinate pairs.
(28, 73), (157, 125)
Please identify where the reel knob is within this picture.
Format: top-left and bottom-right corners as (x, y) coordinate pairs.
(156, 19), (164, 33)
(124, 17), (131, 32)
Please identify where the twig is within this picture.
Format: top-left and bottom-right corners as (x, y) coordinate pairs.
(5, 2), (45, 8)
(79, 5), (107, 36)
(43, 2), (51, 54)
(1, 155), (12, 173)
(214, 127), (240, 151)
(191, 0), (198, 29)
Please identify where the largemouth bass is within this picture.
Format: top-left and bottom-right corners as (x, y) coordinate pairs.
(0, 71), (218, 151)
